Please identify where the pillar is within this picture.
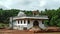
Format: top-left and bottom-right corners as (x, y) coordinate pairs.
(26, 20), (27, 24)
(22, 20), (24, 24)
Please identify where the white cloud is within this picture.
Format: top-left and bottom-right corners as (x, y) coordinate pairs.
(0, 0), (60, 10)
(39, 0), (46, 7)
(0, 0), (12, 9)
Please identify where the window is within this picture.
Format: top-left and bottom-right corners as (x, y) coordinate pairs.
(23, 27), (27, 30)
(42, 21), (44, 24)
(24, 20), (26, 24)
(21, 20), (22, 24)
(18, 20), (19, 24)
(28, 20), (30, 24)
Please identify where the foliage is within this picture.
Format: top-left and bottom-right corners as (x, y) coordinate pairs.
(43, 8), (60, 27)
(0, 7), (60, 27)
(0, 23), (8, 28)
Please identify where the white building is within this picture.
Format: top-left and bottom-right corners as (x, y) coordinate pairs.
(9, 11), (49, 30)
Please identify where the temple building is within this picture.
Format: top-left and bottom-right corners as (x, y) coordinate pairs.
(9, 11), (49, 30)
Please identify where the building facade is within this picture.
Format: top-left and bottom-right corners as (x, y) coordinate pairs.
(9, 11), (48, 30)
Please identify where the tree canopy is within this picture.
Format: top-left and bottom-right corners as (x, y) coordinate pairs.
(0, 8), (60, 27)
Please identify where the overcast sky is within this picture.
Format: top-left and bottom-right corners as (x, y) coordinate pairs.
(0, 0), (60, 10)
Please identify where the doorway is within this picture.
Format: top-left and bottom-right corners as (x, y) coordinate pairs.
(33, 20), (39, 27)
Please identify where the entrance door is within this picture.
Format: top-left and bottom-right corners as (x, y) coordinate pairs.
(33, 20), (39, 26)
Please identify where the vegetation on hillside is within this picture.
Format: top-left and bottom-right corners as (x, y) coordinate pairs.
(0, 8), (60, 28)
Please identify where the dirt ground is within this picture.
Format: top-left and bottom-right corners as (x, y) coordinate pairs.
(0, 29), (60, 34)
(35, 32), (60, 34)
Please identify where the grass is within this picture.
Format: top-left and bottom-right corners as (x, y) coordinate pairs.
(0, 23), (9, 28)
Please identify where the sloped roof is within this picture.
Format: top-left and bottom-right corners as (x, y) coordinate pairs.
(17, 11), (26, 17)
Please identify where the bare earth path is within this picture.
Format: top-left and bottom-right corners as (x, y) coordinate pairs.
(0, 29), (60, 34)
(35, 32), (60, 34)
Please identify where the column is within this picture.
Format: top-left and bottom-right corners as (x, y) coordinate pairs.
(16, 20), (18, 24)
(22, 20), (24, 24)
(19, 20), (21, 24)
(26, 20), (27, 24)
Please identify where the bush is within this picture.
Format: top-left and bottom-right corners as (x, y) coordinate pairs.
(0, 23), (9, 29)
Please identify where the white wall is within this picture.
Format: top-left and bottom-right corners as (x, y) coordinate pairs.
(12, 20), (33, 30)
(12, 20), (27, 30)
(27, 20), (34, 29)
(10, 19), (46, 30)
(38, 20), (46, 29)
(27, 20), (46, 29)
